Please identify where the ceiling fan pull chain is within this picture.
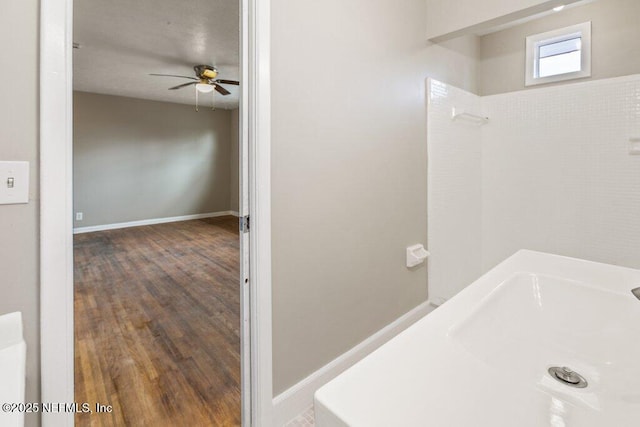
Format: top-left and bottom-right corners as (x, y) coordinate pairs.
(211, 90), (215, 111)
(195, 85), (199, 112)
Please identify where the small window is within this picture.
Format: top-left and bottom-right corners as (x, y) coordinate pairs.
(525, 22), (591, 86)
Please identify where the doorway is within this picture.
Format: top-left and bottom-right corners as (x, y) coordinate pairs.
(71, 1), (244, 425)
(40, 0), (273, 425)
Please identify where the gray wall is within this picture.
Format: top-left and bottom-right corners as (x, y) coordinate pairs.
(426, 0), (579, 40)
(271, 0), (479, 394)
(230, 108), (240, 213)
(0, 1), (40, 426)
(3, 0), (477, 416)
(74, 92), (236, 227)
(479, 0), (640, 95)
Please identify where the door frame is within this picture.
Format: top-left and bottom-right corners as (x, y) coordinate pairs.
(39, 0), (273, 425)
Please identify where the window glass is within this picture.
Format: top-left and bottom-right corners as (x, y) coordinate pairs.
(525, 22), (591, 86)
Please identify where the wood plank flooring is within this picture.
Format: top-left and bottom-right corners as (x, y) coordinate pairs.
(74, 217), (241, 427)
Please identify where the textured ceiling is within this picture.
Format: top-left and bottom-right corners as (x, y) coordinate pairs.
(73, 0), (240, 109)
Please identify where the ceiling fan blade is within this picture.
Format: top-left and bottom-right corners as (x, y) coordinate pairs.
(169, 82), (198, 90)
(214, 84), (231, 96)
(150, 73), (198, 80)
(215, 79), (240, 85)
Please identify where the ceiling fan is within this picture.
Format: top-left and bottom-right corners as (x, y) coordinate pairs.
(150, 65), (239, 95)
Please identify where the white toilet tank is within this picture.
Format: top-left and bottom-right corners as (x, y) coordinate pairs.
(0, 312), (26, 427)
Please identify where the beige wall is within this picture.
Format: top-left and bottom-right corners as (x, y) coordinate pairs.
(230, 108), (240, 213)
(271, 0), (479, 394)
(427, 36), (481, 94)
(0, 1), (40, 426)
(479, 0), (640, 95)
(3, 0), (477, 414)
(426, 0), (582, 40)
(74, 92), (235, 227)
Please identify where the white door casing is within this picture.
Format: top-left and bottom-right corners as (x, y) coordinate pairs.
(39, 0), (273, 425)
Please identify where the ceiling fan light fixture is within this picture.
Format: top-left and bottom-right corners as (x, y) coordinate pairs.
(196, 83), (214, 93)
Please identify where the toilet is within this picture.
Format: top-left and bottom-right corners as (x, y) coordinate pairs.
(0, 312), (26, 427)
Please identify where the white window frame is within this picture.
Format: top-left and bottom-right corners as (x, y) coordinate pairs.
(525, 21), (592, 86)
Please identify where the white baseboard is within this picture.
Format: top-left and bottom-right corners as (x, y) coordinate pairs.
(73, 210), (240, 234)
(272, 300), (435, 426)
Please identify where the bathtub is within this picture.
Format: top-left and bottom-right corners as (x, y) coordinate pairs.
(314, 250), (640, 426)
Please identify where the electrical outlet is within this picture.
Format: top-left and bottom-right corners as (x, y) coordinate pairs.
(76, 212), (84, 221)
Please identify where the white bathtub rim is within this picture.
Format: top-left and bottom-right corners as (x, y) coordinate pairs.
(313, 249), (640, 426)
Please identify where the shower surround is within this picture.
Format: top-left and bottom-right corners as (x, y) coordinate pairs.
(427, 75), (640, 303)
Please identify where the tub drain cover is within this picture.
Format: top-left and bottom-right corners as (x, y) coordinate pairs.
(548, 366), (588, 388)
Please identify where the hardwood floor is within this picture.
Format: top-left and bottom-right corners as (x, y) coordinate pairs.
(74, 217), (241, 427)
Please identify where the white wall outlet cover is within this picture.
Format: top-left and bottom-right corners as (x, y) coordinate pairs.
(0, 161), (29, 205)
(629, 138), (640, 155)
(406, 244), (430, 268)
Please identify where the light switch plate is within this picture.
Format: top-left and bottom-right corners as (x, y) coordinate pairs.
(0, 161), (29, 205)
(630, 138), (640, 155)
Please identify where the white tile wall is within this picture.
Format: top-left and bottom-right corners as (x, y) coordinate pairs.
(426, 79), (483, 302)
(482, 74), (640, 271)
(427, 74), (640, 301)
